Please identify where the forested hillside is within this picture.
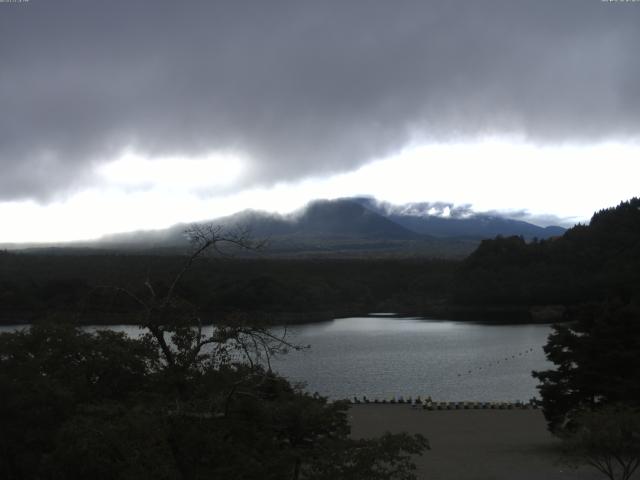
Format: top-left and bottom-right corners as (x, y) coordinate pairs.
(454, 198), (640, 306)
(0, 254), (456, 324)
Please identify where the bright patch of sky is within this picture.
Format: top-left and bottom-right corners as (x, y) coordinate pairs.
(1, 139), (638, 243)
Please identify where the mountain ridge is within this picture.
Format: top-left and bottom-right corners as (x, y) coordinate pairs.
(100, 197), (565, 243)
(5, 198), (568, 257)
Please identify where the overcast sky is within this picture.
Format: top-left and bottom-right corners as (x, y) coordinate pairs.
(1, 0), (639, 242)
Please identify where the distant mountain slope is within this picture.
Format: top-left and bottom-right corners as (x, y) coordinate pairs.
(388, 213), (564, 239)
(94, 199), (427, 256)
(101, 199), (418, 244)
(20, 197), (566, 257)
(227, 199), (419, 239)
(352, 198), (565, 239)
(101, 197), (564, 245)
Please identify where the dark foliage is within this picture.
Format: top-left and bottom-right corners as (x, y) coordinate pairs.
(533, 301), (640, 433)
(0, 255), (456, 324)
(455, 198), (640, 306)
(0, 323), (428, 480)
(0, 225), (428, 479)
(560, 405), (640, 480)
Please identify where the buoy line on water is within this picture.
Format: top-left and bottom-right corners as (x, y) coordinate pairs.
(455, 347), (537, 378)
(349, 396), (539, 410)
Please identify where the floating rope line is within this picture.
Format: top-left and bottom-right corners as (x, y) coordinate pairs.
(454, 347), (538, 377)
(349, 396), (539, 410)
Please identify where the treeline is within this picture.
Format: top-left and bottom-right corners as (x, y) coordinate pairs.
(0, 253), (457, 324)
(3, 198), (638, 324)
(454, 198), (640, 306)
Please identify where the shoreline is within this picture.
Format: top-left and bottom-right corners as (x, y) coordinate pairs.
(0, 304), (565, 327)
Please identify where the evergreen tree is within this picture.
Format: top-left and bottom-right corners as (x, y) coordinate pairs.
(533, 301), (640, 432)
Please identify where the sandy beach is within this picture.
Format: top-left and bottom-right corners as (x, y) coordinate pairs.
(349, 405), (603, 480)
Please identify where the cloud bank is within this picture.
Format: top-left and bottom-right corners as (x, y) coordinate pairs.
(1, 0), (639, 202)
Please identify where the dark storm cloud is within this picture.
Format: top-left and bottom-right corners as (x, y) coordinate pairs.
(1, 0), (639, 201)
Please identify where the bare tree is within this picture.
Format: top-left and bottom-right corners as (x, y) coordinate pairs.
(98, 223), (298, 375)
(561, 405), (640, 480)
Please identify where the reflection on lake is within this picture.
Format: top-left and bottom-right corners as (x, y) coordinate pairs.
(271, 316), (552, 402)
(0, 316), (553, 402)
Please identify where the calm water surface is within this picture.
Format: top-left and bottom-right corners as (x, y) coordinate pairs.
(0, 317), (553, 402)
(271, 316), (552, 402)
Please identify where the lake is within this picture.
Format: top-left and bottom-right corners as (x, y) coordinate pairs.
(0, 316), (553, 402)
(271, 316), (553, 402)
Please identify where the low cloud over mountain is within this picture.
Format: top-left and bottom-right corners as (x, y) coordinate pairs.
(87, 198), (566, 257)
